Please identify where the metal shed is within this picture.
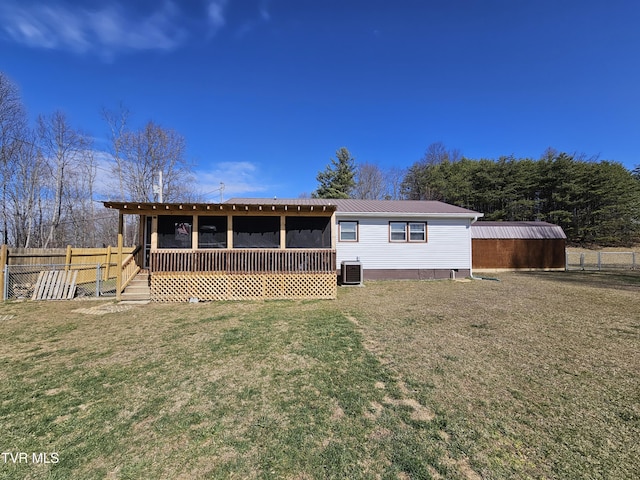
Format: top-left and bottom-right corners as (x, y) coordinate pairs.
(471, 221), (566, 270)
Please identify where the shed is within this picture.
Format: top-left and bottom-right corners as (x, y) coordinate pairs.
(471, 221), (566, 270)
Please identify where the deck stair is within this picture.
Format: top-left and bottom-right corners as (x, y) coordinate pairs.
(121, 271), (151, 301)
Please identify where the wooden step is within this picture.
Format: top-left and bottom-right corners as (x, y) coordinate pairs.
(122, 272), (151, 301)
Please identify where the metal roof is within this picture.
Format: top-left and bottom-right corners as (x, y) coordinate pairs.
(227, 198), (482, 217)
(471, 221), (566, 239)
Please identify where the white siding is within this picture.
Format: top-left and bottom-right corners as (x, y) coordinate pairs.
(336, 216), (472, 270)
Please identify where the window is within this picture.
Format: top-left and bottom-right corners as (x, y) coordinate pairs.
(233, 216), (280, 248)
(157, 215), (193, 249)
(339, 221), (358, 242)
(389, 222), (406, 242)
(286, 217), (331, 248)
(389, 222), (427, 243)
(409, 222), (427, 242)
(198, 216), (227, 248)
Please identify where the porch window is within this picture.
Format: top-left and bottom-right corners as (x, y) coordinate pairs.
(339, 221), (358, 242)
(198, 216), (227, 248)
(233, 216), (280, 248)
(286, 217), (331, 248)
(157, 215), (193, 249)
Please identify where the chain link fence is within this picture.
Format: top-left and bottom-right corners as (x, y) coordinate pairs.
(3, 263), (117, 300)
(566, 251), (638, 271)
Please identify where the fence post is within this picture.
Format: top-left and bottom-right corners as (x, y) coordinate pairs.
(597, 252), (601, 271)
(0, 244), (7, 299)
(96, 264), (101, 297)
(580, 253), (585, 270)
(105, 245), (112, 281)
(633, 252), (637, 270)
(2, 265), (7, 301)
(65, 245), (72, 271)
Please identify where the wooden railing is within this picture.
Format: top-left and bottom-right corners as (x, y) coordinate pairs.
(119, 246), (142, 292)
(149, 249), (336, 274)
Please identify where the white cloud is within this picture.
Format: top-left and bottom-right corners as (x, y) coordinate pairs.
(206, 0), (228, 30)
(195, 161), (271, 201)
(0, 1), (191, 56)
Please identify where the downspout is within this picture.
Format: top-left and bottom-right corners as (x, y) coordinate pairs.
(469, 216), (479, 280)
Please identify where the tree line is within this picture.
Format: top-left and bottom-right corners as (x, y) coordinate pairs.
(3, 69), (638, 248)
(315, 145), (640, 246)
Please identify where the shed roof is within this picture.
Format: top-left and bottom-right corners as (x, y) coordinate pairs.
(471, 221), (566, 239)
(228, 198), (482, 218)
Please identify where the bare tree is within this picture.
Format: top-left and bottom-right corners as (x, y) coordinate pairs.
(8, 133), (43, 247)
(37, 111), (93, 248)
(117, 120), (195, 202)
(354, 162), (386, 199)
(102, 103), (130, 201)
(384, 166), (407, 200)
(0, 72), (28, 245)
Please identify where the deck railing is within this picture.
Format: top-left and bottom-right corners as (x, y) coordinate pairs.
(149, 249), (336, 274)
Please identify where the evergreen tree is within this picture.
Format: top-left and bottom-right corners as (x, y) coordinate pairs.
(313, 147), (356, 199)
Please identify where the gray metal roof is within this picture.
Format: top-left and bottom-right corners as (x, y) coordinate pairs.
(227, 198), (482, 217)
(471, 221), (566, 239)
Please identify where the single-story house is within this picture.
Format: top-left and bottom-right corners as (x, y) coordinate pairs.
(471, 221), (566, 271)
(103, 198), (483, 301)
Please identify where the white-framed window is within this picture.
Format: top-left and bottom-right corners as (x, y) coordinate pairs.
(409, 222), (427, 242)
(389, 222), (427, 243)
(339, 221), (359, 242)
(389, 222), (407, 242)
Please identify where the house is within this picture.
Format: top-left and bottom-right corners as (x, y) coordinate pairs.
(471, 221), (566, 271)
(226, 199), (483, 281)
(103, 198), (483, 301)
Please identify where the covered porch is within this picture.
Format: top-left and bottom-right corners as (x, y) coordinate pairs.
(103, 201), (337, 301)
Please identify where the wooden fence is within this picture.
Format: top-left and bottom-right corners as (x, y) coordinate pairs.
(1, 245), (138, 298)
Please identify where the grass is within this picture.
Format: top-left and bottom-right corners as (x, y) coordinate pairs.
(1, 271), (639, 479)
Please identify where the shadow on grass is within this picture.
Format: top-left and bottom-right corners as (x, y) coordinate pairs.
(515, 270), (640, 291)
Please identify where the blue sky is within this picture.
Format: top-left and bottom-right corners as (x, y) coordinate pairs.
(1, 0), (639, 200)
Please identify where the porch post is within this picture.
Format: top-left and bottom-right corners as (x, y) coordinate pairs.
(280, 215), (286, 249)
(116, 212), (124, 301)
(151, 216), (158, 249)
(192, 215), (199, 249)
(227, 214), (233, 248)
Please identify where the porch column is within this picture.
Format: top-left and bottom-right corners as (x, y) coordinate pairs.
(116, 212), (124, 301)
(151, 216), (158, 249)
(227, 214), (233, 248)
(280, 215), (286, 249)
(192, 215), (199, 249)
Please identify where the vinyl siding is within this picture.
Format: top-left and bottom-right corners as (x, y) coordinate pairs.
(336, 217), (472, 270)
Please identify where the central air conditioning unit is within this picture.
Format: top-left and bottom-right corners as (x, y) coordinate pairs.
(341, 261), (363, 285)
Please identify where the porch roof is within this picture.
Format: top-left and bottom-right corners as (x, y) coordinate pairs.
(102, 201), (337, 215)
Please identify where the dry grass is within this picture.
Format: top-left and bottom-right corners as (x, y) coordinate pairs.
(340, 271), (640, 479)
(1, 271), (638, 479)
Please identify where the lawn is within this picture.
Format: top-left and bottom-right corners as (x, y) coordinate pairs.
(1, 271), (638, 479)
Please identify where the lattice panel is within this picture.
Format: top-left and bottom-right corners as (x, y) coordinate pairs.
(151, 273), (336, 302)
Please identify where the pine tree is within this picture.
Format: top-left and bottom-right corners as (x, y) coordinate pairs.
(312, 147), (356, 199)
